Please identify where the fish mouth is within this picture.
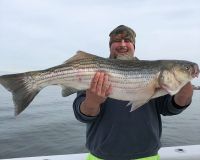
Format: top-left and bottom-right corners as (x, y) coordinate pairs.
(192, 64), (199, 78)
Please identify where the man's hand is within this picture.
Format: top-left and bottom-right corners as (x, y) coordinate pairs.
(80, 72), (112, 116)
(174, 82), (193, 107)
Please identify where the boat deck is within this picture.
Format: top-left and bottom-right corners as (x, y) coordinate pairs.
(1, 145), (200, 160)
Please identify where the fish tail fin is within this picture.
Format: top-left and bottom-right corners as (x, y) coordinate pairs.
(0, 72), (40, 116)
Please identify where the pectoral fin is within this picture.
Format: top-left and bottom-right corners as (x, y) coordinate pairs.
(151, 88), (168, 99)
(127, 88), (162, 112)
(61, 86), (78, 97)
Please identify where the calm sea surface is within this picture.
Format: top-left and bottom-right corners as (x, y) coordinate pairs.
(0, 86), (200, 159)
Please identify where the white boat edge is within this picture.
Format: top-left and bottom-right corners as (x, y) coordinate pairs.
(1, 145), (200, 160)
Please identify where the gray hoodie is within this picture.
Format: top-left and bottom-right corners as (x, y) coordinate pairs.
(73, 91), (188, 160)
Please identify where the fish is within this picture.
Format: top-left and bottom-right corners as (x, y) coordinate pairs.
(0, 51), (199, 115)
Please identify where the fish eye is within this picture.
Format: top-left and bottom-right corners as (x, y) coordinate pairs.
(185, 66), (190, 70)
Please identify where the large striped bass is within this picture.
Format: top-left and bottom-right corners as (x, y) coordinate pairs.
(0, 51), (199, 115)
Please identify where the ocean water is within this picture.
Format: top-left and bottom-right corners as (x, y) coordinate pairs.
(0, 86), (200, 159)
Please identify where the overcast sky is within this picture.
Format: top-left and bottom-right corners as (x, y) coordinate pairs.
(0, 0), (200, 84)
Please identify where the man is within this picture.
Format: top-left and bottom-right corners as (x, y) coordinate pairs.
(73, 25), (193, 160)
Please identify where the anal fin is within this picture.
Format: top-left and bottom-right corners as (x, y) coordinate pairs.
(61, 86), (78, 97)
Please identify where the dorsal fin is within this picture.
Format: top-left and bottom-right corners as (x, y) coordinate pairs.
(63, 51), (97, 64)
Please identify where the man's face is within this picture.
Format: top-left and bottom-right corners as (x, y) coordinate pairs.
(109, 34), (135, 59)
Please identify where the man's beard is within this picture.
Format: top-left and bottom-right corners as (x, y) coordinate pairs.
(110, 54), (134, 61)
(113, 46), (133, 58)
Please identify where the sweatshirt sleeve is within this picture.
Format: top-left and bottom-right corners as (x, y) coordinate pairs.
(73, 91), (99, 123)
(155, 94), (190, 116)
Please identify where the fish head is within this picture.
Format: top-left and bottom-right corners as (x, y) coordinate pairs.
(172, 61), (199, 81)
(159, 60), (199, 95)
